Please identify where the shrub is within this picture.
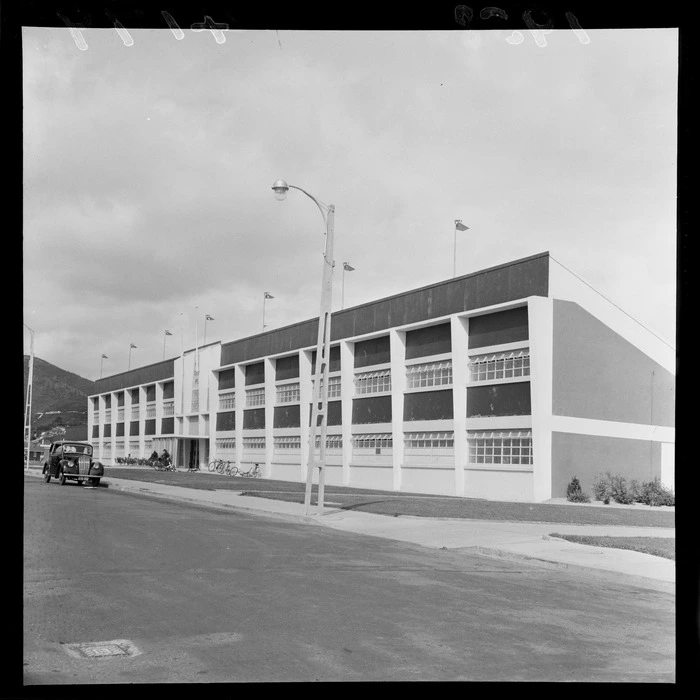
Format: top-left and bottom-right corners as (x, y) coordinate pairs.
(592, 472), (613, 502)
(609, 474), (635, 504)
(636, 477), (675, 507)
(565, 476), (591, 503)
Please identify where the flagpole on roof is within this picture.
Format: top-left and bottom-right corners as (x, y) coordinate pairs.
(341, 262), (355, 309)
(453, 219), (469, 277)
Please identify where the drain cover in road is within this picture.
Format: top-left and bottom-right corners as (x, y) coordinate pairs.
(62, 639), (140, 659)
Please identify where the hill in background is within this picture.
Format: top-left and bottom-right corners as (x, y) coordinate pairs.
(23, 356), (96, 441)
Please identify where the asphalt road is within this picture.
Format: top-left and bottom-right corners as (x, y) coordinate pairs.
(23, 478), (675, 683)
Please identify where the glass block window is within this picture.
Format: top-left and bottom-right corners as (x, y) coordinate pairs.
(191, 371), (200, 413)
(276, 383), (301, 404)
(117, 408), (125, 422)
(104, 409), (112, 423)
(91, 440), (99, 453)
(219, 393), (236, 411)
(216, 438), (236, 450)
(115, 440), (125, 457)
(274, 435), (302, 449)
(131, 406), (140, 420)
(143, 439), (153, 453)
(469, 349), (530, 382)
(314, 434), (343, 449)
(352, 433), (393, 449)
(128, 440), (139, 454)
(404, 431), (454, 449)
(467, 430), (533, 465)
(92, 411), (99, 423)
(242, 437), (266, 449)
(145, 403), (157, 418)
(355, 369), (391, 395)
(246, 387), (266, 407)
(102, 441), (112, 455)
(406, 360), (453, 389)
(162, 401), (175, 416)
(313, 375), (341, 398)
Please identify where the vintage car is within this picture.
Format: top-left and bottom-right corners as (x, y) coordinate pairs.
(42, 441), (104, 487)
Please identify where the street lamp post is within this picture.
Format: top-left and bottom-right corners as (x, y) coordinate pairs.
(100, 354), (108, 378)
(128, 343), (137, 370)
(271, 179), (335, 515)
(453, 219), (469, 277)
(24, 323), (35, 472)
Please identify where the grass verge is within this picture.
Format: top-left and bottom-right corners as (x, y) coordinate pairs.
(548, 534), (675, 560)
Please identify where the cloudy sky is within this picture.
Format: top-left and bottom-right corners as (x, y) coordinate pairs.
(22, 27), (678, 381)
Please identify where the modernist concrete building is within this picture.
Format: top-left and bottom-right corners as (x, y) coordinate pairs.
(88, 252), (675, 502)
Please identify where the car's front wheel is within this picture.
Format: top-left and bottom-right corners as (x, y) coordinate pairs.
(42, 465), (51, 483)
(58, 469), (67, 485)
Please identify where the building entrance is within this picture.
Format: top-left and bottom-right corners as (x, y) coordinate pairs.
(188, 440), (199, 471)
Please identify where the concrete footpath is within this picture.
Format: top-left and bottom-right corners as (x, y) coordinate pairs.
(25, 469), (675, 594)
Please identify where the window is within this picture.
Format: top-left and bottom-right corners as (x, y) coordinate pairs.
(145, 403), (157, 418)
(128, 440), (139, 454)
(312, 376), (342, 398)
(104, 409), (112, 423)
(276, 383), (300, 404)
(355, 369), (391, 395)
(191, 371), (200, 413)
(143, 439), (153, 453)
(314, 434), (343, 449)
(467, 430), (533, 465)
(404, 432), (454, 449)
(102, 441), (112, 454)
(242, 437), (266, 449)
(92, 411), (99, 423)
(246, 387), (266, 407)
(352, 433), (393, 449)
(117, 408), (125, 422)
(469, 349), (530, 382)
(274, 436), (301, 450)
(91, 440), (99, 453)
(216, 438), (236, 450)
(406, 361), (453, 389)
(219, 393), (236, 411)
(162, 401), (175, 416)
(131, 406), (140, 420)
(115, 440), (125, 457)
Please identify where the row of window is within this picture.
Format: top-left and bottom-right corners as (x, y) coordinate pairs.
(216, 351), (531, 409)
(94, 351), (532, 419)
(96, 431), (533, 465)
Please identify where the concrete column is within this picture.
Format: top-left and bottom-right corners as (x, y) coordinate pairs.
(340, 341), (354, 485)
(299, 349), (313, 483)
(389, 330), (406, 491)
(139, 386), (147, 455)
(234, 365), (245, 468)
(451, 315), (469, 497)
(264, 357), (276, 478)
(528, 296), (554, 502)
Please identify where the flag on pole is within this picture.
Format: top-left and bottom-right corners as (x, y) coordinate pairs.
(130, 343), (137, 349)
(455, 220), (469, 231)
(205, 314), (214, 321)
(165, 330), (173, 336)
(264, 292), (274, 299)
(343, 262), (355, 271)
(102, 354), (108, 359)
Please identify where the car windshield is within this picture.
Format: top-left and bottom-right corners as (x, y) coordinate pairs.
(62, 444), (92, 456)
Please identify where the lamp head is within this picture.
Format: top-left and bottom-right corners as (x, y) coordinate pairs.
(271, 179), (289, 201)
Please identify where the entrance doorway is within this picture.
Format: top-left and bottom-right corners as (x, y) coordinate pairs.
(188, 440), (199, 471)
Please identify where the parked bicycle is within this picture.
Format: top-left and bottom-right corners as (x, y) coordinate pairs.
(237, 463), (261, 479)
(151, 457), (175, 471)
